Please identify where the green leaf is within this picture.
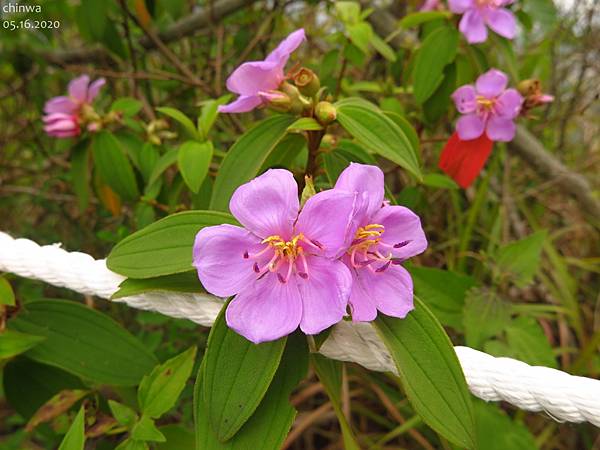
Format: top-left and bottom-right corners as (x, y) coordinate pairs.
(311, 356), (360, 450)
(463, 288), (511, 348)
(496, 231), (546, 287)
(70, 140), (90, 212)
(0, 329), (46, 360)
(422, 173), (459, 189)
(336, 1), (361, 24)
(370, 32), (396, 61)
(108, 400), (138, 428)
(156, 425), (195, 450)
(348, 22), (373, 54)
(156, 107), (201, 141)
(112, 271), (203, 299)
(79, 0), (106, 40)
(374, 298), (476, 449)
(138, 143), (160, 183)
(336, 99), (421, 179)
(260, 134), (307, 171)
(413, 26), (459, 104)
(202, 306), (287, 441)
(383, 111), (420, 157)
(58, 405), (85, 450)
(210, 115), (296, 211)
(111, 97), (143, 117)
(178, 141), (213, 193)
(198, 100), (220, 139)
(195, 333), (309, 450)
(0, 276), (15, 306)
(408, 267), (476, 331)
(399, 11), (452, 28)
(288, 117), (323, 131)
(148, 148), (179, 186)
(423, 62), (456, 124)
(92, 131), (140, 201)
(9, 300), (158, 386)
(107, 210), (237, 278)
(131, 416), (166, 442)
(474, 400), (538, 450)
(115, 439), (149, 450)
(138, 346), (196, 418)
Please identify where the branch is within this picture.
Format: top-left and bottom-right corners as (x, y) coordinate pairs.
(39, 0), (258, 65)
(509, 125), (600, 222)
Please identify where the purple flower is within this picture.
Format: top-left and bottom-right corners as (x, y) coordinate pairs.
(43, 75), (105, 138)
(193, 169), (358, 343)
(218, 29), (306, 114)
(449, 0), (517, 43)
(334, 164), (428, 322)
(452, 69), (523, 141)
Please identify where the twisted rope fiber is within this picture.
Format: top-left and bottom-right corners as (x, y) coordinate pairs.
(1, 231), (599, 427)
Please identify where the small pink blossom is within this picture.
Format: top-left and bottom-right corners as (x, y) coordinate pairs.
(334, 164), (428, 322)
(43, 75), (105, 138)
(449, 0), (517, 43)
(420, 0), (442, 11)
(218, 29), (306, 114)
(193, 169), (357, 343)
(452, 69), (523, 141)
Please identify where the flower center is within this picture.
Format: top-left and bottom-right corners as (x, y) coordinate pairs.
(348, 224), (410, 273)
(243, 234), (322, 284)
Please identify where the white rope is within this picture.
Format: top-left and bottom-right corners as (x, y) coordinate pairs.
(1, 231), (599, 427)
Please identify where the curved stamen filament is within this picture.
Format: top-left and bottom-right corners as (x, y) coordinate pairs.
(348, 223), (409, 273)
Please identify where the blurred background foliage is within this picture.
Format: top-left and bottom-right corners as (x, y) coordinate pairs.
(0, 0), (599, 448)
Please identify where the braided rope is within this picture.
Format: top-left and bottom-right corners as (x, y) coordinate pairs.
(1, 231), (599, 427)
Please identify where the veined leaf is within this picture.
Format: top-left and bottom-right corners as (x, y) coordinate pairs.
(0, 329), (46, 360)
(413, 26), (459, 104)
(201, 305), (287, 441)
(148, 148), (178, 187)
(288, 117), (323, 131)
(9, 300), (157, 386)
(0, 276), (15, 306)
(92, 131), (139, 201)
(178, 141), (213, 193)
(210, 115), (296, 211)
(58, 405), (86, 450)
(112, 271), (203, 299)
(157, 107), (201, 141)
(374, 298), (476, 449)
(336, 99), (421, 179)
(107, 210), (238, 278)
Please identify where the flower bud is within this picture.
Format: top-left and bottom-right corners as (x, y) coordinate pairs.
(517, 79), (554, 112)
(263, 90), (292, 113)
(293, 68), (320, 97)
(300, 175), (316, 208)
(315, 101), (337, 126)
(517, 79), (541, 97)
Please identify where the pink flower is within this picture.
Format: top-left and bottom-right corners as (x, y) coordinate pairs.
(334, 164), (428, 322)
(193, 169), (358, 343)
(452, 69), (523, 141)
(420, 0), (442, 11)
(449, 0), (516, 43)
(43, 75), (105, 138)
(218, 29), (306, 114)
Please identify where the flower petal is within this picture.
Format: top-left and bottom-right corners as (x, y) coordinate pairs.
(230, 169), (299, 239)
(193, 224), (267, 297)
(439, 132), (494, 188)
(448, 0), (473, 13)
(297, 257), (351, 335)
(217, 95), (263, 113)
(360, 264), (414, 319)
(68, 75), (90, 103)
(225, 274), (302, 344)
(495, 89), (523, 118)
(486, 116), (516, 141)
(87, 78), (106, 102)
(296, 189), (358, 259)
(44, 96), (78, 114)
(456, 113), (485, 140)
(459, 9), (488, 44)
(265, 28), (306, 67)
(420, 0), (440, 11)
(485, 8), (517, 39)
(346, 269), (378, 322)
(452, 85), (477, 114)
(371, 206), (428, 260)
(476, 69), (508, 97)
(334, 163), (385, 219)
(225, 61), (282, 96)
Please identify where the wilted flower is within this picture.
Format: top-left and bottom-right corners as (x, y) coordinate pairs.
(193, 169), (357, 343)
(448, 0), (516, 44)
(218, 29), (306, 113)
(334, 164), (428, 322)
(43, 75), (105, 138)
(518, 79), (554, 112)
(452, 69), (523, 141)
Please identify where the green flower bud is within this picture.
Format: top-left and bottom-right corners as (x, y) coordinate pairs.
(315, 101), (337, 126)
(293, 68), (320, 97)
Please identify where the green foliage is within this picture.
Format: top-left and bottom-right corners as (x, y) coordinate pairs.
(0, 329), (46, 360)
(374, 298), (476, 449)
(201, 307), (287, 442)
(58, 406), (86, 450)
(9, 300), (157, 385)
(495, 231), (547, 287)
(178, 141), (213, 193)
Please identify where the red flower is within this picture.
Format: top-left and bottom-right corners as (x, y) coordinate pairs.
(439, 132), (494, 188)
